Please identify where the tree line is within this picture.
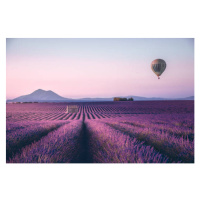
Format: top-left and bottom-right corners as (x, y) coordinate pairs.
(113, 97), (134, 101)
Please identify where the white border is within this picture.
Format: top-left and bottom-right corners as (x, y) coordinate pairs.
(0, 1), (199, 200)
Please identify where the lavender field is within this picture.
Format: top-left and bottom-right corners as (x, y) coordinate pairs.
(6, 101), (194, 163)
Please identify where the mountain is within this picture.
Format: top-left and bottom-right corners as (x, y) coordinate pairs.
(178, 96), (194, 100)
(6, 89), (194, 102)
(122, 95), (194, 101)
(7, 89), (70, 102)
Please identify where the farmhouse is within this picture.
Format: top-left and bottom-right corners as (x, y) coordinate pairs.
(66, 105), (79, 113)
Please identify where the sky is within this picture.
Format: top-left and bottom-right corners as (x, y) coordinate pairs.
(6, 38), (194, 99)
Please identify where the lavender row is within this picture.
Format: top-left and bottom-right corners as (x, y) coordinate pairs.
(7, 121), (65, 161)
(8, 120), (84, 163)
(97, 113), (194, 141)
(101, 120), (194, 163)
(84, 119), (169, 163)
(7, 101), (194, 115)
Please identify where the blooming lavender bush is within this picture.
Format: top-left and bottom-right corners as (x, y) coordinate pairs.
(6, 101), (194, 163)
(103, 121), (194, 163)
(9, 120), (84, 163)
(7, 121), (65, 161)
(85, 119), (169, 163)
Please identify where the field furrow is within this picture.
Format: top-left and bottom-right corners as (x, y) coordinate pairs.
(105, 122), (194, 163)
(6, 101), (194, 163)
(8, 121), (86, 163)
(84, 120), (169, 163)
(7, 121), (66, 161)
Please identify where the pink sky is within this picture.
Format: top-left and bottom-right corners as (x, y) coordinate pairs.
(6, 38), (194, 99)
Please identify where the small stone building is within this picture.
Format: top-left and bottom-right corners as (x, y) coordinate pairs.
(66, 105), (79, 113)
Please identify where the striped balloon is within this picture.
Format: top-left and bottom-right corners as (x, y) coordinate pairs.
(151, 59), (166, 79)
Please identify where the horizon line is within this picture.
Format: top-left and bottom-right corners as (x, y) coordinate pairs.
(6, 89), (194, 100)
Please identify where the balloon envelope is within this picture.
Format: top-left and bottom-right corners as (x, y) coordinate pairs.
(151, 59), (166, 78)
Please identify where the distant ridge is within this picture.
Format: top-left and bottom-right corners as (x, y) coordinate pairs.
(6, 89), (194, 103)
(7, 89), (70, 102)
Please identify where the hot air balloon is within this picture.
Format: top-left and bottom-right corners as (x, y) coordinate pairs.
(151, 59), (166, 79)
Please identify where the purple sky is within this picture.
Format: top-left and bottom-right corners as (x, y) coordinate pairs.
(6, 38), (194, 99)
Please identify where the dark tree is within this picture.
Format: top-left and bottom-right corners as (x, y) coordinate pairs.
(128, 97), (134, 101)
